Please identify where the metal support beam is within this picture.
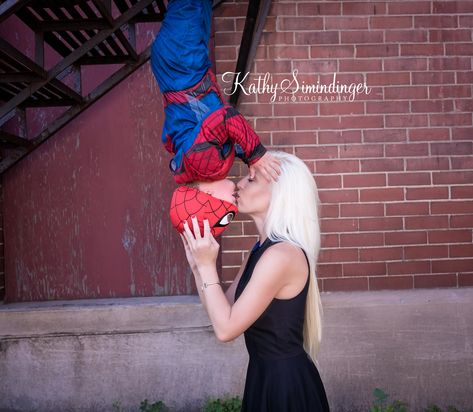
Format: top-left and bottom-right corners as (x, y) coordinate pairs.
(247, 0), (272, 74)
(0, 0), (30, 23)
(0, 73), (41, 83)
(77, 55), (136, 65)
(0, 130), (32, 148)
(228, 0), (272, 107)
(35, 31), (44, 67)
(36, 19), (110, 32)
(212, 0), (226, 9)
(0, 37), (46, 78)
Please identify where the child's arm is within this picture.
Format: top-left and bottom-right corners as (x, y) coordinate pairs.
(224, 107), (280, 181)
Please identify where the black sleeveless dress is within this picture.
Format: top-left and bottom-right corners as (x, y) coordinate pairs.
(234, 238), (331, 412)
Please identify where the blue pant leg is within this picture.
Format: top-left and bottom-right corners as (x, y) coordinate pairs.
(151, 0), (213, 93)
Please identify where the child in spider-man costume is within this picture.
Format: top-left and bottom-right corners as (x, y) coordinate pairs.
(151, 0), (279, 236)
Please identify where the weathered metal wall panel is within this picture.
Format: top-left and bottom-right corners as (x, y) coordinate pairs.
(3, 59), (193, 302)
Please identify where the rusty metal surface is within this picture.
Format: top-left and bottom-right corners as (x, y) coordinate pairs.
(3, 60), (193, 302)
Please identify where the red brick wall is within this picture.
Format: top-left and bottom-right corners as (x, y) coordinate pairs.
(214, 1), (473, 292)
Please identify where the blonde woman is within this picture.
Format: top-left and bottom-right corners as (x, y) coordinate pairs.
(181, 151), (330, 411)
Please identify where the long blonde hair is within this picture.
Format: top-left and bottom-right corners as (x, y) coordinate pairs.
(263, 151), (323, 364)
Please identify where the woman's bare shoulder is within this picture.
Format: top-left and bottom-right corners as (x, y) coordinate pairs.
(269, 240), (304, 255)
(262, 240), (306, 267)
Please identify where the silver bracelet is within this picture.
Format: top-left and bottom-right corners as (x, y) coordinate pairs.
(201, 281), (221, 291)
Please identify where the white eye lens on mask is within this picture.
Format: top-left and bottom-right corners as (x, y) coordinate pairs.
(215, 212), (235, 227)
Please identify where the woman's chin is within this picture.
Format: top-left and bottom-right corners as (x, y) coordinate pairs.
(235, 198), (250, 213)
(236, 203), (247, 213)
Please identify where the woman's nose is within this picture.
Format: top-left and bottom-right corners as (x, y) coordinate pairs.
(236, 179), (244, 190)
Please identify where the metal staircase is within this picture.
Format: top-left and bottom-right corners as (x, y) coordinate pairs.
(0, 0), (166, 174)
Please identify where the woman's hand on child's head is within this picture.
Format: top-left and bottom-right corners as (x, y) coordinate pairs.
(181, 217), (220, 270)
(249, 153), (281, 182)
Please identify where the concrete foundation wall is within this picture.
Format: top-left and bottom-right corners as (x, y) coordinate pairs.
(1, 287), (472, 412)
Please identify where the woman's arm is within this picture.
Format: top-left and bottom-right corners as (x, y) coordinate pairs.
(191, 267), (209, 311)
(224, 251), (251, 305)
(182, 234), (250, 308)
(180, 234), (208, 310)
(182, 218), (296, 342)
(198, 245), (294, 342)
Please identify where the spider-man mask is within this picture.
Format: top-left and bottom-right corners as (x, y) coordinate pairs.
(170, 186), (238, 237)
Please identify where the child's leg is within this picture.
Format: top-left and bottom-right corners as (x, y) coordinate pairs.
(151, 0), (213, 93)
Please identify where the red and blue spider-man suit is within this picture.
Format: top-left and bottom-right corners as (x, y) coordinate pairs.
(150, 0), (266, 184)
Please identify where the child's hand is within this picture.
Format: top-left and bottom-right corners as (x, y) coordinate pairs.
(249, 153), (281, 182)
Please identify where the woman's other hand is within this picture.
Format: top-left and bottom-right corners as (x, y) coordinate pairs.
(181, 217), (220, 271)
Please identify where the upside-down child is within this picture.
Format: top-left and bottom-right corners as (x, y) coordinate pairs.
(151, 0), (280, 237)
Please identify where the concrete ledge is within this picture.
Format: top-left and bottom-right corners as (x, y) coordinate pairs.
(321, 286), (473, 307)
(1, 287), (473, 411)
(0, 295), (246, 412)
(0, 295), (210, 338)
